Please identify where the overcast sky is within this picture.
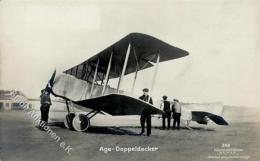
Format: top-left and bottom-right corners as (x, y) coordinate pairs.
(0, 0), (259, 107)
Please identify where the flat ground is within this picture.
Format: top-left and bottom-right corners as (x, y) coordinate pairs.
(0, 107), (259, 161)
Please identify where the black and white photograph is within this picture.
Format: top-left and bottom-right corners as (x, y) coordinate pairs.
(0, 0), (259, 161)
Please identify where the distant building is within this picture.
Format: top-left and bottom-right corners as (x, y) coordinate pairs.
(0, 90), (32, 110)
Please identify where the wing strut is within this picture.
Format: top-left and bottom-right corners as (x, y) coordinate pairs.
(90, 59), (99, 98)
(117, 43), (131, 93)
(149, 54), (160, 102)
(131, 46), (139, 94)
(102, 52), (113, 95)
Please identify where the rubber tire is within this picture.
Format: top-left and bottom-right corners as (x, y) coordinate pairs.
(64, 113), (75, 130)
(72, 114), (90, 132)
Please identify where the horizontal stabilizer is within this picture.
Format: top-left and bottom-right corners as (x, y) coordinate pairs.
(192, 112), (228, 126)
(207, 114), (229, 125)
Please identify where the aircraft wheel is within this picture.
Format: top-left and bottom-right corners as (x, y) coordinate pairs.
(64, 113), (75, 130)
(72, 114), (90, 132)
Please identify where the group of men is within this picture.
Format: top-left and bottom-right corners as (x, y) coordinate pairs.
(139, 88), (182, 136)
(161, 95), (182, 130)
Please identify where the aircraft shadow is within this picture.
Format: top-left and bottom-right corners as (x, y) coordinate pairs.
(48, 123), (216, 134)
(189, 127), (216, 131)
(48, 123), (141, 136)
(153, 126), (216, 131)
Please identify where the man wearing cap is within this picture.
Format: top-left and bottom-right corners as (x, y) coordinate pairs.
(39, 89), (52, 130)
(139, 88), (153, 136)
(172, 99), (182, 130)
(160, 96), (171, 129)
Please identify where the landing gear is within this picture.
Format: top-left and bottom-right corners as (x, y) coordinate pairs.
(72, 114), (90, 132)
(63, 100), (98, 132)
(64, 113), (94, 132)
(64, 113), (75, 130)
(63, 100), (76, 130)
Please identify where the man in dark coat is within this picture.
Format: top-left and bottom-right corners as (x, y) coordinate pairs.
(161, 96), (171, 129)
(139, 88), (153, 136)
(39, 89), (52, 130)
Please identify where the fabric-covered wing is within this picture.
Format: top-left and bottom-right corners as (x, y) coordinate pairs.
(64, 33), (189, 82)
(73, 94), (164, 115)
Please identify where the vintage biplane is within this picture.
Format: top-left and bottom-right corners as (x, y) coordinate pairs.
(46, 33), (227, 132)
(47, 33), (188, 131)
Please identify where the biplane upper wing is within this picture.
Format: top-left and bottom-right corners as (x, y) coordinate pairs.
(73, 94), (163, 115)
(63, 33), (189, 82)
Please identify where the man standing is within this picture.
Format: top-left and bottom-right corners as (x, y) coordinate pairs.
(39, 89), (52, 130)
(139, 88), (153, 136)
(172, 99), (182, 130)
(160, 96), (171, 129)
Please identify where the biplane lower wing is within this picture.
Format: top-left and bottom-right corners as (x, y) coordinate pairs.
(73, 94), (164, 115)
(192, 111), (228, 125)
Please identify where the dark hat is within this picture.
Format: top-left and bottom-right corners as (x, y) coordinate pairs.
(142, 88), (149, 92)
(42, 88), (51, 95)
(162, 95), (167, 100)
(173, 99), (179, 102)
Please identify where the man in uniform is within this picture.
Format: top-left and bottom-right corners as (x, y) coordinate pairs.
(160, 96), (171, 129)
(139, 88), (153, 136)
(39, 89), (52, 130)
(172, 99), (182, 130)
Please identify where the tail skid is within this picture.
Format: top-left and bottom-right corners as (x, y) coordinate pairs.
(180, 120), (192, 130)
